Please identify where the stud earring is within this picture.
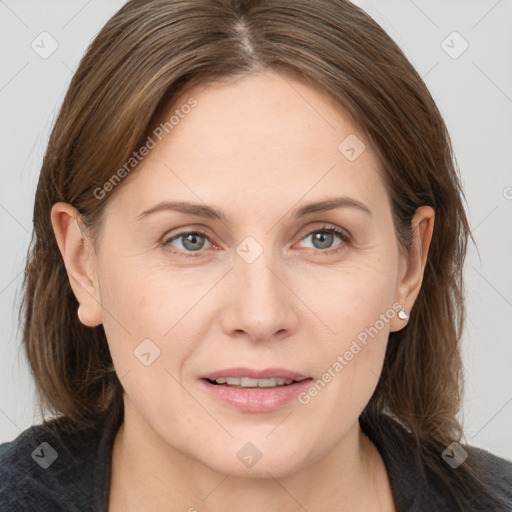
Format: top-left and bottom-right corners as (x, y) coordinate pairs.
(397, 309), (409, 320)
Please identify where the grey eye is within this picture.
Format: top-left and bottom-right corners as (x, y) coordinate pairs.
(165, 231), (211, 252)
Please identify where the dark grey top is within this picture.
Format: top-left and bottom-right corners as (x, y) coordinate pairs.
(1, 409), (511, 511)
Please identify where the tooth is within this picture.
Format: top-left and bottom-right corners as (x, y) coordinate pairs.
(257, 378), (278, 387)
(240, 377), (259, 387)
(212, 377), (296, 387)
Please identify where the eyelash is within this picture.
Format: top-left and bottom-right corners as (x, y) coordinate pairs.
(161, 225), (350, 258)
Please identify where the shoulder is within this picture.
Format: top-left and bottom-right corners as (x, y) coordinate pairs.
(467, 444), (512, 495)
(360, 412), (512, 511)
(0, 410), (121, 512)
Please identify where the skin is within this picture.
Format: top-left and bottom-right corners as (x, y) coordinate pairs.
(51, 70), (434, 511)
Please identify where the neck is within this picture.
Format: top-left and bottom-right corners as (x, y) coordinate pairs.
(108, 397), (394, 512)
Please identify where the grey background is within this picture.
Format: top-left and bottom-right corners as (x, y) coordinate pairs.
(1, 0), (511, 459)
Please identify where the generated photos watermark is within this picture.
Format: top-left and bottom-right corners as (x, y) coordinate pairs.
(297, 302), (403, 405)
(93, 97), (198, 200)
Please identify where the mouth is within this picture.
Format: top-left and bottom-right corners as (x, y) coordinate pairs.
(204, 376), (310, 388)
(199, 368), (313, 412)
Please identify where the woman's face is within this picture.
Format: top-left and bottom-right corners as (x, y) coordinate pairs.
(86, 70), (414, 477)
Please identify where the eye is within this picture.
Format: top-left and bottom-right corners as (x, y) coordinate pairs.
(162, 230), (213, 256)
(297, 225), (349, 253)
(162, 225), (350, 258)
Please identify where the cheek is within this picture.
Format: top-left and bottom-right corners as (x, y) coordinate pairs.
(95, 253), (220, 376)
(294, 252), (398, 405)
(97, 250), (200, 331)
(295, 251), (398, 340)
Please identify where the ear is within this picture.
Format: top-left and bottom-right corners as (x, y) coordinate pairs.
(50, 202), (103, 327)
(390, 205), (435, 332)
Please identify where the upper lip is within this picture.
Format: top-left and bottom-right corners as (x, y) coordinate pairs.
(200, 367), (310, 381)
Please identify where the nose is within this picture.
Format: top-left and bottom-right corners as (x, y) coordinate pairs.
(219, 245), (299, 343)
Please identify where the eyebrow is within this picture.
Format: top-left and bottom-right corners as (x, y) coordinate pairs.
(136, 196), (372, 223)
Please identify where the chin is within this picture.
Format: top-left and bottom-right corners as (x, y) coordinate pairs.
(185, 435), (316, 479)
(206, 453), (308, 480)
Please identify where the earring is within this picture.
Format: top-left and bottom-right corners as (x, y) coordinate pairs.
(397, 309), (409, 320)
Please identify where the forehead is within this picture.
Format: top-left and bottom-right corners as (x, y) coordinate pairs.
(167, 70), (364, 156)
(107, 70), (388, 217)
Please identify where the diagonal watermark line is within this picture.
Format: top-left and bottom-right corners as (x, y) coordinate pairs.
(422, 61), (439, 80)
(61, 0), (93, 29)
(266, 164), (337, 234)
(163, 163), (233, 234)
(163, 367), (234, 438)
(164, 267), (233, 337)
(280, 73), (336, 130)
(472, 396), (512, 439)
(118, 368), (132, 382)
(472, 61), (512, 105)
(78, 284), (132, 336)
(0, 202), (29, 233)
(265, 410), (294, 438)
(266, 470), (311, 512)
(0, 0), (29, 28)
(368, 367), (380, 380)
(471, 205), (499, 232)
(61, 60), (76, 74)
(201, 471), (233, 501)
(0, 268), (24, 296)
(367, 4), (402, 43)
(471, 265), (512, 309)
(265, 266), (336, 335)
(0, 62), (29, 92)
(0, 408), (23, 433)
(471, 0), (502, 30)
(407, 0), (439, 28)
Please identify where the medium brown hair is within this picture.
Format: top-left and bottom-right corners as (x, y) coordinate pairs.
(20, 0), (507, 507)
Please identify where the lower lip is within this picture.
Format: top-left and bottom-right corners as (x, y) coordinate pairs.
(199, 378), (313, 413)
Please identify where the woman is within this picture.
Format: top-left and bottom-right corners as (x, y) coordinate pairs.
(1, 0), (511, 510)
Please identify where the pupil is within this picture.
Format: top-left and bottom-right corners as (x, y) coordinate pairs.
(183, 233), (204, 251)
(314, 232), (332, 249)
